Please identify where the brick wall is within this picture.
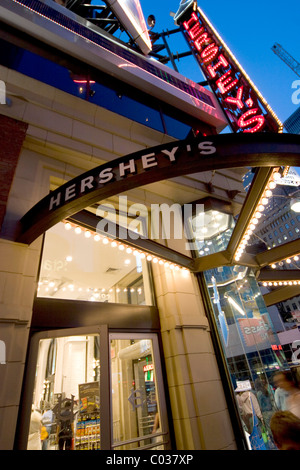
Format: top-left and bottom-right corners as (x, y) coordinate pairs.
(0, 115), (28, 231)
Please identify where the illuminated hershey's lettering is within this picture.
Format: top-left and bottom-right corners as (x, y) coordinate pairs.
(48, 141), (216, 211)
(181, 10), (280, 134)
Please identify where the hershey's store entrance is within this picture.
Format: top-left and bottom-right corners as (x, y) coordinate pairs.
(17, 327), (171, 450)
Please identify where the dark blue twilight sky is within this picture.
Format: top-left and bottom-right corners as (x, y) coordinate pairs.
(138, 0), (300, 124)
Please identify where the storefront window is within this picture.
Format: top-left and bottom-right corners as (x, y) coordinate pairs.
(110, 336), (165, 450)
(27, 334), (100, 450)
(204, 266), (289, 450)
(37, 222), (153, 305)
(0, 38), (200, 139)
(258, 290), (300, 384)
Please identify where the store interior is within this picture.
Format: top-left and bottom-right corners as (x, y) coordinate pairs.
(28, 334), (164, 450)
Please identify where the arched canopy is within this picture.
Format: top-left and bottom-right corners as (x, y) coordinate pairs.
(16, 133), (300, 246)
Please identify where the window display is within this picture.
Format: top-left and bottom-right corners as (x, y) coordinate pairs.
(75, 382), (100, 450)
(204, 265), (289, 450)
(27, 334), (100, 450)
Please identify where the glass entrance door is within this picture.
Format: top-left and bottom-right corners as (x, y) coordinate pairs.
(110, 334), (170, 450)
(26, 332), (101, 451)
(23, 328), (170, 450)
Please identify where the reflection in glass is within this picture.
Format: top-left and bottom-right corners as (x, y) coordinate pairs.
(37, 222), (153, 305)
(0, 38), (199, 139)
(257, 290), (300, 368)
(204, 266), (289, 450)
(111, 338), (164, 450)
(245, 167), (300, 255)
(186, 198), (235, 257)
(27, 335), (100, 450)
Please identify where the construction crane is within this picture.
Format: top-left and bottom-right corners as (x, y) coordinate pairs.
(271, 43), (300, 77)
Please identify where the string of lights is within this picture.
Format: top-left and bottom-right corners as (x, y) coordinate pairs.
(261, 280), (300, 287)
(195, 5), (284, 133)
(234, 168), (283, 262)
(63, 220), (189, 274)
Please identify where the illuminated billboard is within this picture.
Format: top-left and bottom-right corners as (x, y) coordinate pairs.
(174, 2), (283, 134)
(106, 0), (152, 55)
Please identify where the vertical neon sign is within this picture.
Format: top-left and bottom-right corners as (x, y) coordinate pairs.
(174, 4), (283, 134)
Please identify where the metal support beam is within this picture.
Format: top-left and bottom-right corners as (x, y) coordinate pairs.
(256, 238), (300, 267)
(226, 167), (274, 260)
(263, 286), (300, 307)
(68, 210), (195, 270)
(192, 250), (232, 272)
(258, 269), (300, 282)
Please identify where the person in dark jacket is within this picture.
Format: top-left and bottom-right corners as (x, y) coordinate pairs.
(57, 401), (73, 450)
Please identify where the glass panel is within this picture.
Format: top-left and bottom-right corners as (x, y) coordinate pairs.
(110, 337), (165, 450)
(37, 222), (153, 305)
(204, 266), (290, 450)
(244, 166), (300, 255)
(0, 37), (198, 138)
(186, 203), (235, 257)
(242, 168), (255, 193)
(257, 290), (300, 371)
(27, 334), (100, 450)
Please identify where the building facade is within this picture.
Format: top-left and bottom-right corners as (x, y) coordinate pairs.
(284, 106), (300, 134)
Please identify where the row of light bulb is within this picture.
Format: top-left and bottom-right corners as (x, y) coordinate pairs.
(64, 221), (189, 274)
(262, 280), (300, 287)
(38, 281), (144, 303)
(38, 280), (143, 295)
(270, 254), (300, 269)
(234, 169), (282, 262)
(267, 253), (300, 288)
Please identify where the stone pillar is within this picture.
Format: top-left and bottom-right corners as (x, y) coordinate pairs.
(0, 115), (40, 449)
(0, 239), (41, 449)
(152, 264), (237, 450)
(0, 115), (28, 231)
